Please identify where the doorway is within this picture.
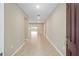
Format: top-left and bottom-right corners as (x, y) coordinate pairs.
(28, 23), (44, 38)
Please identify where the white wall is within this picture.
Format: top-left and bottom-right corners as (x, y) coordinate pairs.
(4, 4), (26, 55)
(45, 4), (66, 55)
(0, 3), (4, 55)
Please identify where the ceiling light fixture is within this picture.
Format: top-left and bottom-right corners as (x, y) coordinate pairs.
(37, 14), (40, 19)
(36, 5), (40, 9)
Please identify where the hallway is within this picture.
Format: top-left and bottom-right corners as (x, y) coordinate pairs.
(0, 0), (79, 58)
(4, 3), (66, 56)
(15, 28), (60, 56)
(0, 3), (78, 56)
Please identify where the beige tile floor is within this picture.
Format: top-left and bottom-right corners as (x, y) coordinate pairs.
(15, 31), (60, 56)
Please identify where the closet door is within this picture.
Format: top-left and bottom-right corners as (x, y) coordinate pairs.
(66, 3), (77, 56)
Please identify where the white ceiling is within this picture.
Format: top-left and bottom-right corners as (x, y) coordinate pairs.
(17, 3), (58, 23)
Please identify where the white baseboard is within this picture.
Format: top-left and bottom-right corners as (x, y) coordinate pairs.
(44, 34), (63, 56)
(11, 40), (26, 56)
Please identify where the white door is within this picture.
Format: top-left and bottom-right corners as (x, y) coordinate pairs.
(0, 3), (4, 56)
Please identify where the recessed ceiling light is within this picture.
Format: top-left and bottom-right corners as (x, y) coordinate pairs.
(36, 5), (40, 9)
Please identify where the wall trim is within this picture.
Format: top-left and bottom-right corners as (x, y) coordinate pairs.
(11, 40), (26, 56)
(44, 34), (63, 56)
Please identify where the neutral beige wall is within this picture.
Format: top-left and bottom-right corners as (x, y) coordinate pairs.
(4, 4), (25, 55)
(45, 4), (66, 55)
